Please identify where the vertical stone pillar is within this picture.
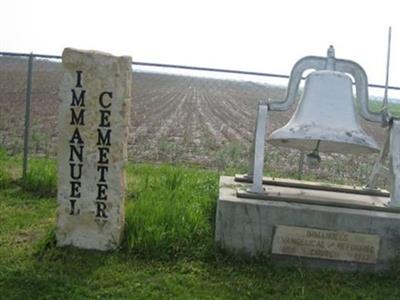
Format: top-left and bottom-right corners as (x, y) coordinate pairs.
(56, 48), (132, 250)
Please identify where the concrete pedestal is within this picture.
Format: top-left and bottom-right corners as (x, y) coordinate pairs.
(215, 176), (400, 272)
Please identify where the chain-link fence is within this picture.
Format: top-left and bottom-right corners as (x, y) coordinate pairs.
(1, 51), (400, 186)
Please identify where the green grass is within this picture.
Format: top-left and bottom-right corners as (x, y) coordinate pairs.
(20, 157), (57, 197)
(1, 155), (400, 299)
(0, 149), (12, 188)
(124, 164), (218, 259)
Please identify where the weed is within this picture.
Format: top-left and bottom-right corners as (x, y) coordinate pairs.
(157, 138), (186, 163)
(0, 148), (12, 188)
(35, 226), (57, 260)
(214, 141), (250, 171)
(20, 157), (57, 197)
(1, 155), (400, 299)
(124, 164), (218, 259)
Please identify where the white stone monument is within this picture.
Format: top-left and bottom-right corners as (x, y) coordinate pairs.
(56, 48), (132, 251)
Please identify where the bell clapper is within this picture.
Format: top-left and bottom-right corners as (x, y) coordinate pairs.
(306, 140), (321, 168)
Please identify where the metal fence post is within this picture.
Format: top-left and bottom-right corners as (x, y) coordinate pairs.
(298, 151), (305, 180)
(22, 53), (34, 180)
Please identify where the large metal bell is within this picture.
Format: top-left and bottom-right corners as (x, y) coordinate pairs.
(269, 70), (379, 154)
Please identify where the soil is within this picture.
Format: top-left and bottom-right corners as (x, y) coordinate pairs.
(0, 56), (387, 186)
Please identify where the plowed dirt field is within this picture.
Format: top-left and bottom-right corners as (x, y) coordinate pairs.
(0, 57), (387, 185)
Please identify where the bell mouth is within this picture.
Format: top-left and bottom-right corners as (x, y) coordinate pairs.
(268, 137), (379, 154)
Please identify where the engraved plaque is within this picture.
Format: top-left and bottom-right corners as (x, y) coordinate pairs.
(272, 225), (379, 264)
